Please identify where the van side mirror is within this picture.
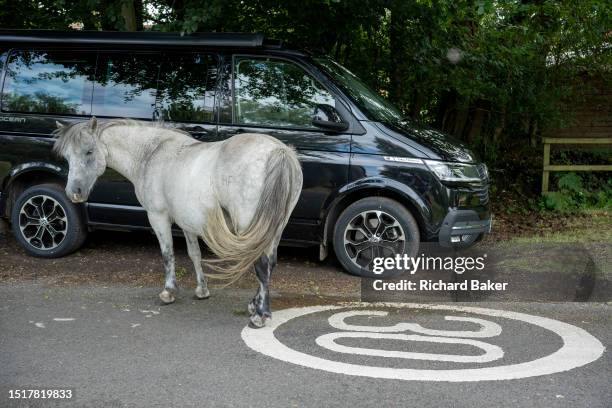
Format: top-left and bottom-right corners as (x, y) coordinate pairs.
(312, 104), (349, 132)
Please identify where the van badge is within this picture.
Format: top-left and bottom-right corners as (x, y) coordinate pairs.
(383, 156), (423, 164)
(0, 116), (26, 123)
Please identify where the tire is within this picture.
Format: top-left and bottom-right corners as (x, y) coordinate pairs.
(11, 183), (87, 258)
(333, 197), (420, 278)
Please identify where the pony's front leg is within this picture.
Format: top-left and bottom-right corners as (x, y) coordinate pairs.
(248, 249), (277, 328)
(183, 231), (210, 299)
(148, 212), (177, 304)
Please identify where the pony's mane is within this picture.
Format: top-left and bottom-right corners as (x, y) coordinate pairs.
(53, 118), (191, 156)
(52, 121), (91, 157)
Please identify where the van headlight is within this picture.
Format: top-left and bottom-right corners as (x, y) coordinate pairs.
(424, 160), (482, 183)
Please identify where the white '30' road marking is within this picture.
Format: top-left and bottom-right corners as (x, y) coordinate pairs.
(241, 303), (606, 382)
(316, 332), (504, 363)
(327, 310), (503, 337)
(318, 310), (504, 363)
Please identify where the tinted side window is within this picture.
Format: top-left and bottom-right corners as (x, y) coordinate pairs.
(2, 50), (96, 115)
(157, 53), (218, 123)
(233, 57), (335, 128)
(92, 53), (160, 119)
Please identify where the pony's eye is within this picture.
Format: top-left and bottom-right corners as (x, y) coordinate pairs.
(86, 150), (94, 156)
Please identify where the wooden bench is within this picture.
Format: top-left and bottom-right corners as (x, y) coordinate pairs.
(542, 137), (612, 193)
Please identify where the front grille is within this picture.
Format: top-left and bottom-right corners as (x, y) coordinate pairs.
(471, 164), (489, 204)
(476, 163), (489, 183)
(452, 163), (491, 206)
(475, 187), (489, 204)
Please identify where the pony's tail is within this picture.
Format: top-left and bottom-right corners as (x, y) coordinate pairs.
(201, 146), (303, 286)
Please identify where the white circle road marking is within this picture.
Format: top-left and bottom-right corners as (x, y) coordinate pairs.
(241, 303), (606, 382)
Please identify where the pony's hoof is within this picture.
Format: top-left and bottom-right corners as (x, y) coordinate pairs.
(159, 289), (175, 304)
(195, 287), (210, 299)
(248, 314), (268, 328)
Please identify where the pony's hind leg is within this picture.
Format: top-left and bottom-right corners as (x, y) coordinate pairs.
(183, 231), (210, 299)
(148, 212), (177, 304)
(248, 246), (278, 328)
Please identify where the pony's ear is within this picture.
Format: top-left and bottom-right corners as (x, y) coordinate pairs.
(89, 116), (98, 131)
(55, 121), (65, 129)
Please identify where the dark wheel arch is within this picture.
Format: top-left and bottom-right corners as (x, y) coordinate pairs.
(3, 168), (66, 218)
(321, 185), (427, 250)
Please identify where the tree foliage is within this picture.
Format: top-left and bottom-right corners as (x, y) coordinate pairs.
(0, 0), (610, 167)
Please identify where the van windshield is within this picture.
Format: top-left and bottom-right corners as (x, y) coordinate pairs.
(314, 57), (404, 124)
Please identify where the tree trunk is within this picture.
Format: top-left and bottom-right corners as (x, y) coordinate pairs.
(409, 88), (422, 119)
(528, 118), (538, 147)
(466, 101), (488, 143)
(134, 0), (144, 30)
(435, 90), (456, 130)
(493, 107), (506, 144)
(388, 6), (404, 108)
(453, 107), (470, 140)
(121, 0), (137, 31)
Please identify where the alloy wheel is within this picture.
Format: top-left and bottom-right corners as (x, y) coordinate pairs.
(18, 195), (69, 250)
(343, 210), (406, 272)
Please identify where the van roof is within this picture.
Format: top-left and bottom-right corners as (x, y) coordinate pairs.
(0, 30), (282, 48)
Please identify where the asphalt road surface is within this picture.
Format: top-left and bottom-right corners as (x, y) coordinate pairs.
(1, 282), (610, 408)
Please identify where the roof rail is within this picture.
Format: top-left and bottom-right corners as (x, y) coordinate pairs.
(0, 30), (267, 48)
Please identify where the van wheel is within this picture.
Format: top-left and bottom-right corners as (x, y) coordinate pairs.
(11, 183), (87, 258)
(333, 197), (420, 278)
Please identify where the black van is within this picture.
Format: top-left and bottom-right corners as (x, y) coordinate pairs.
(0, 30), (491, 277)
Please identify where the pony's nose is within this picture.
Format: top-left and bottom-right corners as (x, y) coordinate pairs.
(75, 187), (82, 195)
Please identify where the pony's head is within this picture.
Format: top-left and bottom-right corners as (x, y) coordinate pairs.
(53, 117), (107, 203)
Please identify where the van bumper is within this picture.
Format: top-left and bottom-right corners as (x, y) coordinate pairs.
(438, 209), (492, 247)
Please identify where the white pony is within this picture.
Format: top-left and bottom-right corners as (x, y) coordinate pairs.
(53, 117), (303, 327)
